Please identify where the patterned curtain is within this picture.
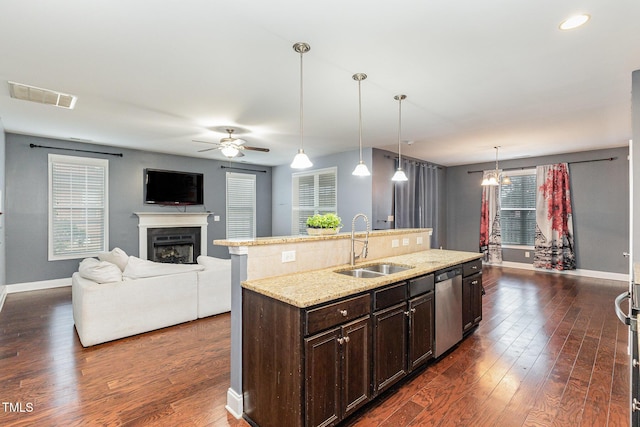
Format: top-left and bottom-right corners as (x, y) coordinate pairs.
(479, 170), (502, 263)
(533, 163), (576, 270)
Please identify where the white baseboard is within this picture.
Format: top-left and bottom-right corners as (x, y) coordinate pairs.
(488, 261), (629, 283)
(225, 388), (243, 419)
(0, 286), (6, 312)
(7, 277), (71, 294)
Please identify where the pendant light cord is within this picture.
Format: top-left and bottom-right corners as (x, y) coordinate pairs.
(299, 49), (304, 151)
(358, 79), (363, 162)
(397, 96), (403, 164)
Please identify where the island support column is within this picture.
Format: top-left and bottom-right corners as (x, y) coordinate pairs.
(225, 246), (248, 418)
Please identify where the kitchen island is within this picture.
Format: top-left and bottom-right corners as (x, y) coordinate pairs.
(239, 247), (482, 427)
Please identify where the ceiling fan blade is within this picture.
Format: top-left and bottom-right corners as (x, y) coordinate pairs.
(193, 139), (219, 145)
(197, 147), (218, 152)
(243, 146), (270, 153)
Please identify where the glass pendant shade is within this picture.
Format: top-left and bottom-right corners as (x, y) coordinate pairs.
(291, 148), (313, 169)
(352, 161), (371, 176)
(481, 173), (499, 186)
(392, 168), (408, 182)
(221, 145), (239, 158)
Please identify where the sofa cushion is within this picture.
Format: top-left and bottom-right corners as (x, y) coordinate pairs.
(78, 258), (123, 283)
(197, 255), (230, 268)
(98, 247), (129, 271)
(123, 256), (204, 279)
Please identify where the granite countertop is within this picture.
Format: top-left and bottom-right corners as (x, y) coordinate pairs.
(214, 228), (430, 247)
(242, 249), (483, 308)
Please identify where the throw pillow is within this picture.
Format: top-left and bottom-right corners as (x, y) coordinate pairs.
(123, 256), (204, 279)
(98, 247), (129, 271)
(78, 258), (123, 283)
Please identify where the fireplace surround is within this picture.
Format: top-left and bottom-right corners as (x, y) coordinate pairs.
(135, 212), (210, 262)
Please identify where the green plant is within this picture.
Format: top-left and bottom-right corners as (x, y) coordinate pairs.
(306, 213), (342, 229)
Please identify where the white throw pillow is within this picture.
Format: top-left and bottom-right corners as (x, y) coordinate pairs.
(123, 256), (204, 279)
(98, 247), (129, 271)
(78, 258), (123, 283)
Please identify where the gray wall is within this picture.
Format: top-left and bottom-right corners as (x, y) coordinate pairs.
(446, 146), (629, 274)
(633, 70), (640, 271)
(0, 121), (5, 291)
(272, 148), (374, 236)
(5, 133), (272, 285)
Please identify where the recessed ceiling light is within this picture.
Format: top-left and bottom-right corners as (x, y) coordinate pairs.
(559, 14), (590, 30)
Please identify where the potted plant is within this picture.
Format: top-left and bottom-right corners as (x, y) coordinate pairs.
(306, 213), (343, 235)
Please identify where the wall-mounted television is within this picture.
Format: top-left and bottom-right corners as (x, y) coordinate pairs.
(144, 168), (204, 205)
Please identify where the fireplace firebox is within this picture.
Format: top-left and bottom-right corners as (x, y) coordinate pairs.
(147, 227), (201, 264)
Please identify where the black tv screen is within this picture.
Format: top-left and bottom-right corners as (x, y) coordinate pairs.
(144, 169), (204, 205)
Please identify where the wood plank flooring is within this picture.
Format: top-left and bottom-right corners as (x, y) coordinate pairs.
(0, 266), (630, 426)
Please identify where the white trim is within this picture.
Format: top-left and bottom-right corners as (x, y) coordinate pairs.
(225, 387), (243, 419)
(0, 286), (7, 312)
(6, 277), (71, 293)
(134, 212), (210, 260)
(486, 260), (629, 283)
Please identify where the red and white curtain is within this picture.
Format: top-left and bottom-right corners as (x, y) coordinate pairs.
(479, 171), (502, 263)
(533, 163), (576, 270)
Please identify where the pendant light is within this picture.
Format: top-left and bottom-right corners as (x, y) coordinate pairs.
(391, 94), (408, 182)
(290, 42), (313, 169)
(481, 146), (509, 186)
(352, 73), (371, 176)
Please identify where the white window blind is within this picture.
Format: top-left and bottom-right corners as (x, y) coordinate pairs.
(48, 154), (109, 260)
(226, 172), (256, 239)
(292, 167), (337, 234)
(500, 170), (536, 246)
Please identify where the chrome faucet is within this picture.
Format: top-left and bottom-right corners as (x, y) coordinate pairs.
(350, 213), (370, 265)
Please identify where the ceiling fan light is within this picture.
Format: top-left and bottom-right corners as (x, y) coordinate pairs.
(352, 161), (371, 177)
(221, 145), (240, 158)
(291, 148), (313, 169)
(392, 168), (408, 182)
(559, 14), (590, 30)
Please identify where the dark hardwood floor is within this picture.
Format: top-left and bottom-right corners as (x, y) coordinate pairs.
(0, 266), (630, 426)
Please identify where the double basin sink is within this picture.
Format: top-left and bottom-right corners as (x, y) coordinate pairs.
(335, 263), (414, 279)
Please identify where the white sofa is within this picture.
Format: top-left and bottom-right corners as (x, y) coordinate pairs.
(72, 249), (231, 347)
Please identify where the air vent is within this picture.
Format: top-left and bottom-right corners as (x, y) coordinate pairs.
(8, 81), (77, 109)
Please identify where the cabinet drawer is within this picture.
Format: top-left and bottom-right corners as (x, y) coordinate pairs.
(463, 259), (482, 277)
(409, 274), (434, 297)
(373, 282), (407, 311)
(305, 294), (371, 336)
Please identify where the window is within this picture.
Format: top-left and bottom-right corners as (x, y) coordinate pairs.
(292, 167), (337, 234)
(499, 169), (536, 247)
(226, 172), (256, 239)
(48, 154), (109, 260)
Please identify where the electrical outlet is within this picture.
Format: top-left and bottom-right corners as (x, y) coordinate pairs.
(281, 250), (296, 263)
(213, 215), (220, 221)
(392, 239), (399, 248)
(417, 236), (423, 245)
(402, 238), (410, 246)
(387, 215), (394, 222)
(525, 251), (530, 258)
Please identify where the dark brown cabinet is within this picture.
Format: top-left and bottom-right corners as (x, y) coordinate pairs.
(408, 291), (434, 370)
(305, 315), (371, 427)
(373, 302), (407, 393)
(462, 259), (483, 334)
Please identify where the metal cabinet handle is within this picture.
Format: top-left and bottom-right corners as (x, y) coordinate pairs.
(343, 336), (350, 343)
(614, 291), (633, 328)
(339, 309), (348, 317)
(404, 311), (411, 317)
(471, 265), (478, 270)
(337, 337), (344, 344)
(411, 308), (416, 313)
(471, 280), (478, 285)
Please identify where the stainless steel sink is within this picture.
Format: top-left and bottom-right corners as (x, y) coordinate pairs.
(335, 263), (414, 278)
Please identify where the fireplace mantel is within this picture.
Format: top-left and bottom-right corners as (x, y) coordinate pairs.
(134, 212), (210, 260)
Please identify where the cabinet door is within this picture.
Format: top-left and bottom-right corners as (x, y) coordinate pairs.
(462, 276), (475, 332)
(305, 328), (341, 427)
(341, 316), (371, 418)
(373, 303), (408, 394)
(472, 275), (483, 325)
(408, 292), (434, 371)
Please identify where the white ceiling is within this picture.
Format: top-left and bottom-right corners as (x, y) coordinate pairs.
(0, 1), (638, 167)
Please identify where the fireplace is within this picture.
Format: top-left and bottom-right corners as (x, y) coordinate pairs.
(134, 212), (211, 263)
(147, 227), (201, 264)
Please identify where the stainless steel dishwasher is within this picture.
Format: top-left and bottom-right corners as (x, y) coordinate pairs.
(434, 266), (463, 358)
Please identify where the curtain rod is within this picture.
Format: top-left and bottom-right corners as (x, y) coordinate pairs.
(384, 154), (443, 169)
(466, 156), (617, 174)
(220, 165), (267, 173)
(29, 143), (123, 157)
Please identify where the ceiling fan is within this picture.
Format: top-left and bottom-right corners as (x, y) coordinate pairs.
(194, 128), (270, 158)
